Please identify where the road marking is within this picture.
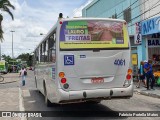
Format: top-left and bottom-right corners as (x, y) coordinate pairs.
(22, 90), (31, 97)
(19, 88), (27, 120)
(28, 100), (36, 103)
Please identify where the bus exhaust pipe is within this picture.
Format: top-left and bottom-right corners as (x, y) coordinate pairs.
(83, 91), (87, 98)
(110, 90), (113, 96)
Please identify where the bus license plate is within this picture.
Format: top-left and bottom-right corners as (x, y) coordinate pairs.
(91, 78), (104, 83)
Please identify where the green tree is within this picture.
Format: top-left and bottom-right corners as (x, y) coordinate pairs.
(17, 53), (30, 61)
(17, 53), (33, 66)
(1, 54), (12, 62)
(0, 0), (15, 42)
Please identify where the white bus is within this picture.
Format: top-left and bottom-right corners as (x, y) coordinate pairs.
(33, 13), (133, 106)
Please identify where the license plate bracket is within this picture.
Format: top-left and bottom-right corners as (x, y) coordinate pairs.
(91, 77), (104, 83)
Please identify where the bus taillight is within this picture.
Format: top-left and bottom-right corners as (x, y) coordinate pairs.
(59, 72), (65, 78)
(123, 69), (132, 87)
(126, 74), (131, 80)
(59, 21), (63, 24)
(126, 69), (132, 80)
(61, 78), (67, 84)
(127, 69), (132, 75)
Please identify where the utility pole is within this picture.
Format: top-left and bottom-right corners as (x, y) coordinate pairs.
(0, 43), (1, 60)
(10, 30), (15, 59)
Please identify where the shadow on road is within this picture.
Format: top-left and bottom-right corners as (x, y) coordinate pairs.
(23, 90), (128, 119)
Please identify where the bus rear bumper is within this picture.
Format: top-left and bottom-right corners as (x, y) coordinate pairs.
(57, 84), (133, 104)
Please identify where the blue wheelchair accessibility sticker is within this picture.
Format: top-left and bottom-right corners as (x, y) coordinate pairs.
(64, 55), (74, 65)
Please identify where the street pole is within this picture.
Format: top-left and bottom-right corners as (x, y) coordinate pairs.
(40, 33), (46, 36)
(0, 43), (1, 60)
(10, 30), (15, 59)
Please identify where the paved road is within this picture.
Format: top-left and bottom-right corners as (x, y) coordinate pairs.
(0, 71), (160, 120)
(22, 71), (160, 120)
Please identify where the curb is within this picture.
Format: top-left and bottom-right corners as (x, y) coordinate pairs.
(134, 89), (160, 99)
(0, 80), (17, 84)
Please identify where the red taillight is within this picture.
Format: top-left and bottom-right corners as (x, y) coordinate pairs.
(61, 78), (67, 84)
(126, 74), (131, 80)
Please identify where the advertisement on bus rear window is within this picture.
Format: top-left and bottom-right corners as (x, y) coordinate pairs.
(60, 20), (129, 49)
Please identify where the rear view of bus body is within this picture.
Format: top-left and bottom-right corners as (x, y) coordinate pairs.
(34, 15), (133, 105)
(56, 51), (133, 102)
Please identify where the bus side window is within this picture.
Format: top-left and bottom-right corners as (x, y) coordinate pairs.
(48, 33), (56, 63)
(40, 44), (43, 63)
(43, 40), (47, 62)
(52, 33), (56, 63)
(53, 35), (56, 50)
(34, 49), (39, 65)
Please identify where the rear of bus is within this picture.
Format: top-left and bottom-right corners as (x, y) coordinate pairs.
(56, 18), (133, 103)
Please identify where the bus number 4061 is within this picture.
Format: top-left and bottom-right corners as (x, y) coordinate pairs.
(114, 59), (125, 66)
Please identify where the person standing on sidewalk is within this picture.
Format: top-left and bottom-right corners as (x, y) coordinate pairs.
(144, 60), (155, 90)
(19, 67), (27, 86)
(136, 61), (146, 88)
(148, 59), (155, 87)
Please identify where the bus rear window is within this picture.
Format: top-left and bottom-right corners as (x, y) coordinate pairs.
(60, 20), (129, 50)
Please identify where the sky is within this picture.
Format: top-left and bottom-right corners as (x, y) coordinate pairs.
(1, 0), (93, 58)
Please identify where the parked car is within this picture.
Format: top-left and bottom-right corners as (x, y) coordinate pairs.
(29, 66), (32, 70)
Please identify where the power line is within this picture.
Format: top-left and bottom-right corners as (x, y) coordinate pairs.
(128, 10), (160, 27)
(117, 0), (159, 19)
(127, 1), (160, 27)
(131, 2), (160, 21)
(116, 0), (139, 18)
(117, 0), (150, 18)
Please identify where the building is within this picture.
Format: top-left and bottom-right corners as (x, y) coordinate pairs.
(82, 0), (160, 75)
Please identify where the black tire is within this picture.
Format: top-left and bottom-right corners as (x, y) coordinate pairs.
(44, 83), (52, 107)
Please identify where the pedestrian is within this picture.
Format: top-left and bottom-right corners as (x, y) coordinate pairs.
(143, 60), (155, 90)
(19, 67), (27, 86)
(136, 61), (146, 88)
(148, 59), (156, 87)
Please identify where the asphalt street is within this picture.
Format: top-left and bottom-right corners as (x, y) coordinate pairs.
(0, 71), (160, 120)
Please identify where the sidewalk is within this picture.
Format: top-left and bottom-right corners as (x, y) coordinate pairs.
(0, 73), (19, 84)
(134, 81), (160, 98)
(0, 73), (21, 120)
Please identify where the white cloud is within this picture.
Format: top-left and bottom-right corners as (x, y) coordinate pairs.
(1, 0), (93, 57)
(4, 19), (25, 30)
(72, 0), (93, 17)
(26, 26), (48, 37)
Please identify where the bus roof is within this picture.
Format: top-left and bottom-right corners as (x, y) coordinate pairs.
(62, 17), (126, 22)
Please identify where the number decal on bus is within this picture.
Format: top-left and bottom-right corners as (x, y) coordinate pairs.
(114, 59), (125, 66)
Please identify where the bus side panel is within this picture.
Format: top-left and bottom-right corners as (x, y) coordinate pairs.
(35, 66), (44, 94)
(35, 64), (59, 103)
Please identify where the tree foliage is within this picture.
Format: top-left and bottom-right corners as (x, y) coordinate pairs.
(17, 53), (33, 66)
(17, 53), (30, 61)
(0, 0), (15, 42)
(1, 54), (12, 62)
